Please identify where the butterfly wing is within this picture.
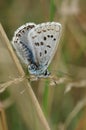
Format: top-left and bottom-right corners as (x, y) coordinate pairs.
(28, 22), (62, 69)
(12, 23), (36, 64)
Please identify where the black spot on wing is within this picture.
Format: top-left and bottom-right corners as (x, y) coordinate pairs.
(43, 30), (46, 32)
(47, 34), (56, 41)
(32, 35), (37, 39)
(47, 35), (50, 37)
(53, 38), (56, 41)
(40, 42), (44, 45)
(26, 25), (35, 30)
(44, 50), (47, 54)
(44, 37), (46, 40)
(22, 30), (25, 33)
(16, 33), (21, 37)
(35, 42), (39, 46)
(40, 52), (42, 57)
(47, 45), (51, 48)
(37, 31), (41, 34)
(51, 35), (53, 38)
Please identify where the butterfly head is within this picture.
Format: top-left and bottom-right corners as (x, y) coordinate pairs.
(28, 64), (50, 77)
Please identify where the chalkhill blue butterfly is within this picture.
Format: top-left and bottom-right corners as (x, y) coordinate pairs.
(12, 22), (62, 78)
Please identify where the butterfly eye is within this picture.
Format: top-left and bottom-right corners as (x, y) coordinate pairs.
(29, 64), (37, 70)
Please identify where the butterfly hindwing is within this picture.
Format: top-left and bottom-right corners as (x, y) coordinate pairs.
(28, 22), (62, 68)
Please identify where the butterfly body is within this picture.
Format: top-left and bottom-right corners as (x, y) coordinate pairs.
(12, 22), (62, 77)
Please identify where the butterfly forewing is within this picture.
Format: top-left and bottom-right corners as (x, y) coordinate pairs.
(28, 22), (62, 68)
(12, 23), (36, 64)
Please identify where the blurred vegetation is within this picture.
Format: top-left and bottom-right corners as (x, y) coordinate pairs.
(0, 0), (86, 130)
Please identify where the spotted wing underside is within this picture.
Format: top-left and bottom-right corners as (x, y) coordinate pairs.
(28, 22), (62, 68)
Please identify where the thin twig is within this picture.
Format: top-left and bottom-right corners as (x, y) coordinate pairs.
(0, 76), (25, 93)
(65, 79), (86, 93)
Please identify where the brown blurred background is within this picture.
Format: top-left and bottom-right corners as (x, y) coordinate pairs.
(0, 0), (86, 130)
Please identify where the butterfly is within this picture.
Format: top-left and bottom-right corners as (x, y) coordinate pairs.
(12, 22), (62, 78)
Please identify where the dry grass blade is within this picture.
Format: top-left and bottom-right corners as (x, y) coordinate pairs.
(0, 103), (8, 130)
